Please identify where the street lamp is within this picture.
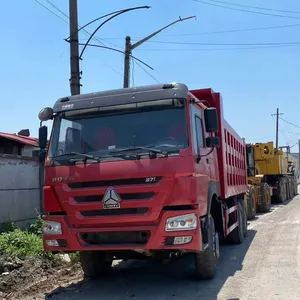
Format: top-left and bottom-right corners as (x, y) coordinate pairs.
(123, 16), (196, 88)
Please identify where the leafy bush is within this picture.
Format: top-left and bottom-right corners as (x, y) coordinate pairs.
(0, 229), (53, 260)
(27, 215), (43, 236)
(0, 216), (79, 263)
(69, 252), (79, 263)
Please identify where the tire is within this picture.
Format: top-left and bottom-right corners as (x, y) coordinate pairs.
(245, 185), (256, 220)
(195, 215), (219, 280)
(277, 178), (287, 203)
(240, 198), (248, 237)
(294, 177), (298, 196)
(290, 179), (294, 198)
(79, 251), (112, 279)
(257, 183), (271, 213)
(286, 179), (291, 200)
(227, 202), (245, 245)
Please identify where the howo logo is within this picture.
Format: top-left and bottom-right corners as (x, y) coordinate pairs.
(102, 187), (121, 209)
(52, 176), (75, 182)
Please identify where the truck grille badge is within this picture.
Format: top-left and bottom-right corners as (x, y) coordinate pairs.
(102, 187), (121, 209)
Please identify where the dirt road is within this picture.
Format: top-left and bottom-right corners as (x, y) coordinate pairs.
(46, 194), (300, 300)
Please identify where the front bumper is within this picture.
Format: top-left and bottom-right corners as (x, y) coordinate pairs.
(43, 210), (202, 252)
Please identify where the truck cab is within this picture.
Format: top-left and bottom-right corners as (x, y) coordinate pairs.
(38, 82), (247, 280)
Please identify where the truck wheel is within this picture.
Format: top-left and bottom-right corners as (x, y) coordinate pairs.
(257, 183), (271, 213)
(286, 179), (291, 200)
(294, 178), (298, 196)
(245, 185), (256, 220)
(277, 178), (286, 203)
(195, 215), (219, 280)
(79, 251), (112, 279)
(227, 202), (245, 244)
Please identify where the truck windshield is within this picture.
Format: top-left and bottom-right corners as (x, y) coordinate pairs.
(49, 103), (188, 160)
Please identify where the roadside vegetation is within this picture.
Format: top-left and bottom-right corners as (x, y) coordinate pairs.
(0, 216), (81, 299)
(0, 215), (79, 262)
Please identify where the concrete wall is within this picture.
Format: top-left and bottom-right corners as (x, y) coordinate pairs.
(22, 145), (39, 157)
(0, 154), (41, 229)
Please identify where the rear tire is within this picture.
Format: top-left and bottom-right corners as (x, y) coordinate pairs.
(79, 251), (112, 279)
(257, 183), (271, 213)
(245, 185), (256, 220)
(277, 178), (287, 203)
(227, 202), (246, 244)
(195, 215), (219, 280)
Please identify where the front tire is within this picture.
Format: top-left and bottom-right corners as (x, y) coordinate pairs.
(195, 215), (219, 280)
(79, 251), (112, 279)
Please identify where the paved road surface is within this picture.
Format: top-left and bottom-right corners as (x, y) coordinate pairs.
(49, 193), (300, 300)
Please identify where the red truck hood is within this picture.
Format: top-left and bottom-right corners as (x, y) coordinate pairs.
(45, 156), (208, 227)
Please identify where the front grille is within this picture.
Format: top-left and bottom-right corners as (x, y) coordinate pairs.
(75, 192), (154, 203)
(68, 177), (162, 189)
(80, 207), (148, 217)
(80, 231), (150, 245)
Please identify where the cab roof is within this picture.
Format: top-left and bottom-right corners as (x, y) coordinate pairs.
(53, 83), (189, 113)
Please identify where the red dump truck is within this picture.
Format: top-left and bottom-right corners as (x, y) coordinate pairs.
(38, 83), (248, 279)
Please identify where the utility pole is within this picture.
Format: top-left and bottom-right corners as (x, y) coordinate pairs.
(69, 0), (81, 95)
(271, 108), (283, 149)
(123, 36), (132, 89)
(123, 16), (195, 88)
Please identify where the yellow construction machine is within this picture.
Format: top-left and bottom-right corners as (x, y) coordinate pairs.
(245, 141), (297, 220)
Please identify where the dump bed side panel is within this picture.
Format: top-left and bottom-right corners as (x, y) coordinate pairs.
(189, 89), (248, 199)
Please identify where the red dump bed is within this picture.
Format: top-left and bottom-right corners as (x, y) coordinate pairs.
(190, 89), (248, 199)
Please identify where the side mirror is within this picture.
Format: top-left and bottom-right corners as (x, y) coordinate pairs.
(38, 126), (48, 150)
(38, 150), (46, 163)
(204, 108), (219, 133)
(206, 136), (220, 148)
(38, 107), (54, 122)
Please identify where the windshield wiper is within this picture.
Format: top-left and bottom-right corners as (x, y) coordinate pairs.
(110, 147), (168, 158)
(51, 152), (100, 163)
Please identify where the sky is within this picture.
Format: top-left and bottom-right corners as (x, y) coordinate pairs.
(1, 0), (300, 150)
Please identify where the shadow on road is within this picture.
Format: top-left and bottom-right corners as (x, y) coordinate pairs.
(272, 196), (297, 208)
(46, 230), (256, 300)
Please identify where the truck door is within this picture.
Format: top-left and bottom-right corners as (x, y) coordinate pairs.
(190, 105), (210, 177)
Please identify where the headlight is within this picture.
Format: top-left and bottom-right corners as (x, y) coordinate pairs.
(43, 220), (62, 235)
(165, 213), (197, 231)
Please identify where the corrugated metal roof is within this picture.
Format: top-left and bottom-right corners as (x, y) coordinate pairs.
(0, 132), (38, 147)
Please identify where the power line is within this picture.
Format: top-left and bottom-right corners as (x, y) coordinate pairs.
(131, 58), (135, 87)
(204, 0), (300, 15)
(136, 43), (300, 51)
(271, 115), (289, 146)
(134, 61), (160, 84)
(77, 43), (153, 70)
(92, 23), (300, 40)
(143, 40), (300, 46)
(34, 0), (123, 76)
(34, 0), (68, 23)
(41, 0), (123, 49)
(193, 0), (300, 20)
(156, 23), (300, 37)
(279, 117), (300, 130)
(44, 0), (120, 48)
